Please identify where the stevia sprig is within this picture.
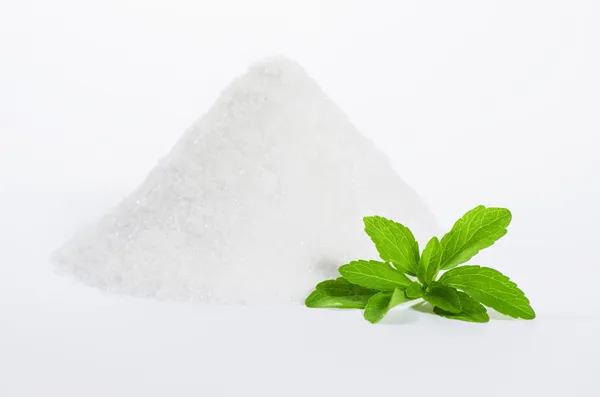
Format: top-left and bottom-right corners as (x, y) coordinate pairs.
(305, 205), (535, 323)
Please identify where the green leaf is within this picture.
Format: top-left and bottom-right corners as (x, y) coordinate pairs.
(363, 288), (411, 323)
(439, 265), (535, 319)
(304, 278), (379, 309)
(433, 291), (490, 323)
(316, 277), (379, 296)
(339, 260), (412, 291)
(363, 216), (420, 276)
(424, 282), (461, 314)
(305, 290), (368, 309)
(405, 281), (424, 299)
(417, 236), (442, 284)
(439, 206), (512, 270)
(363, 292), (392, 323)
(388, 287), (409, 308)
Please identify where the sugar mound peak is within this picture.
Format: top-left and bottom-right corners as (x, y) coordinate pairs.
(52, 57), (438, 304)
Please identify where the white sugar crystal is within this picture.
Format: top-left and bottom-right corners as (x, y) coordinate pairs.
(52, 57), (438, 304)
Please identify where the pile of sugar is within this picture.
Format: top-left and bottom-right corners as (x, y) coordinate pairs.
(52, 57), (438, 304)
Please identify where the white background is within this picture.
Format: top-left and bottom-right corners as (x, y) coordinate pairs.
(1, 1), (599, 396)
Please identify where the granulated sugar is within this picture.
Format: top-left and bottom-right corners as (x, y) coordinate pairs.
(52, 57), (438, 304)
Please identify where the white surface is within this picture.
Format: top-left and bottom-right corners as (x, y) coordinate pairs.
(1, 1), (600, 396)
(4, 300), (599, 397)
(1, 193), (599, 396)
